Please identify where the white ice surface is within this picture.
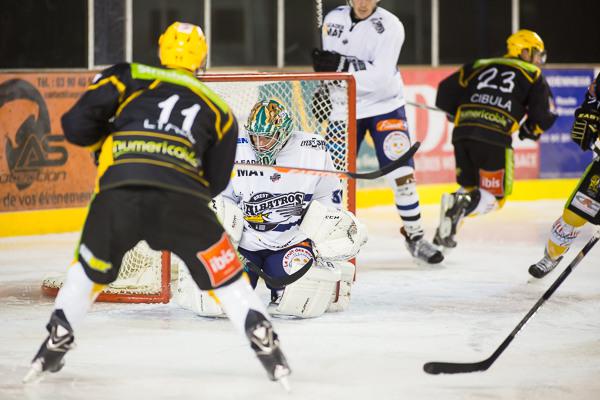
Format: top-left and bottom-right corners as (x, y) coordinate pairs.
(1, 200), (599, 400)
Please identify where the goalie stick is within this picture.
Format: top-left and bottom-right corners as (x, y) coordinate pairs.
(245, 258), (313, 287)
(423, 228), (600, 375)
(235, 142), (420, 180)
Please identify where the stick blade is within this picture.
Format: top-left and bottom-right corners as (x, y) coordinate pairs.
(423, 360), (490, 375)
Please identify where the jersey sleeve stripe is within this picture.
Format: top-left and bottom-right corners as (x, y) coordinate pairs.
(88, 76), (126, 102)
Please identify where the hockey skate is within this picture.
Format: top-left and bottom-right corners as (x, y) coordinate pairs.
(245, 310), (291, 390)
(528, 250), (563, 279)
(23, 309), (75, 383)
(401, 227), (444, 264)
(433, 192), (472, 249)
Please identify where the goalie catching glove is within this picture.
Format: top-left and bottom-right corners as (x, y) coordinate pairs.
(571, 107), (600, 151)
(299, 200), (368, 261)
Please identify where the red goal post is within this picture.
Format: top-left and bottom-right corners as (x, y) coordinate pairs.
(41, 72), (357, 303)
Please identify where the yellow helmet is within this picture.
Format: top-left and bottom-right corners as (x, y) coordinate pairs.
(158, 22), (208, 72)
(506, 29), (545, 60)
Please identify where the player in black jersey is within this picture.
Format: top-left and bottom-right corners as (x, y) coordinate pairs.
(25, 22), (290, 386)
(528, 75), (600, 278)
(433, 29), (557, 250)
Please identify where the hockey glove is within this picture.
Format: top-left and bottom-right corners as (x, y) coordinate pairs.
(570, 108), (600, 151)
(518, 120), (542, 141)
(312, 49), (349, 72)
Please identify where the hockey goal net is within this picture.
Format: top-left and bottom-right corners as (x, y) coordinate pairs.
(41, 72), (357, 303)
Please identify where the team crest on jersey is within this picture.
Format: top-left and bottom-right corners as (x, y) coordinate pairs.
(282, 247), (314, 275)
(270, 173), (282, 182)
(370, 18), (385, 34)
(382, 131), (411, 161)
(243, 192), (305, 232)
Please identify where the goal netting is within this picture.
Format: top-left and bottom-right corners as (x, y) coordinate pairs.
(41, 72), (356, 303)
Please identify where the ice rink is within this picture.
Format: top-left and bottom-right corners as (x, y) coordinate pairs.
(1, 200), (599, 400)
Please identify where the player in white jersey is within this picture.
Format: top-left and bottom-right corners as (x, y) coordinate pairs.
(176, 99), (367, 318)
(312, 0), (443, 264)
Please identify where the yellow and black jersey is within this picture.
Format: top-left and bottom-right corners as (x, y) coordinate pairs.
(436, 57), (557, 147)
(61, 63), (238, 199)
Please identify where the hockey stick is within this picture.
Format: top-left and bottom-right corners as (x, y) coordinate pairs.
(235, 142), (420, 180)
(423, 228), (600, 375)
(245, 258), (313, 287)
(405, 101), (448, 115)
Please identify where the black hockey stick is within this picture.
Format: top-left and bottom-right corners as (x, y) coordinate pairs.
(244, 258), (314, 288)
(424, 229), (600, 375)
(235, 142), (420, 180)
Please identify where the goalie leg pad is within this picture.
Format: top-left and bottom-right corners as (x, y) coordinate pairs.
(326, 261), (355, 313)
(174, 264), (225, 317)
(272, 261), (342, 319)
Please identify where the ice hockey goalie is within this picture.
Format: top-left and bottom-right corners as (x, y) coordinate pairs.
(176, 99), (367, 318)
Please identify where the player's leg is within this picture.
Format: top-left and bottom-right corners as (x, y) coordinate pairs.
(529, 160), (600, 278)
(149, 190), (290, 382)
(435, 141), (509, 248)
(368, 107), (443, 263)
(26, 189), (141, 382)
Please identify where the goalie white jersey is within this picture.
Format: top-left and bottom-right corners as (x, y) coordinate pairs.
(322, 5), (406, 119)
(221, 130), (342, 251)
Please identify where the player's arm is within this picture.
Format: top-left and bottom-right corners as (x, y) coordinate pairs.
(203, 110), (239, 197)
(520, 75), (558, 141)
(435, 69), (464, 119)
(346, 19), (405, 95)
(61, 63), (130, 150)
(570, 75), (600, 153)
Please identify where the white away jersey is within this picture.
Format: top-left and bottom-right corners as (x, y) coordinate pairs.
(220, 131), (342, 251)
(322, 5), (406, 119)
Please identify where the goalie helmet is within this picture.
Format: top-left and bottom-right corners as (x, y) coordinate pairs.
(506, 29), (546, 64)
(158, 22), (208, 73)
(245, 99), (293, 165)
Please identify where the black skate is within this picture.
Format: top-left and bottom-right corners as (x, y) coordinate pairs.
(401, 228), (444, 264)
(528, 250), (563, 279)
(434, 192), (473, 249)
(24, 309), (75, 383)
(245, 310), (291, 389)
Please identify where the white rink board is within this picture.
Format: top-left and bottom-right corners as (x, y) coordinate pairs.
(1, 200), (599, 400)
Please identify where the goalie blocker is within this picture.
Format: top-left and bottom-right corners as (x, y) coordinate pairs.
(175, 198), (367, 318)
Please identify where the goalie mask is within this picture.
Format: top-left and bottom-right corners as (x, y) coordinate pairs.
(505, 29), (546, 65)
(245, 99), (293, 165)
(158, 22), (208, 73)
